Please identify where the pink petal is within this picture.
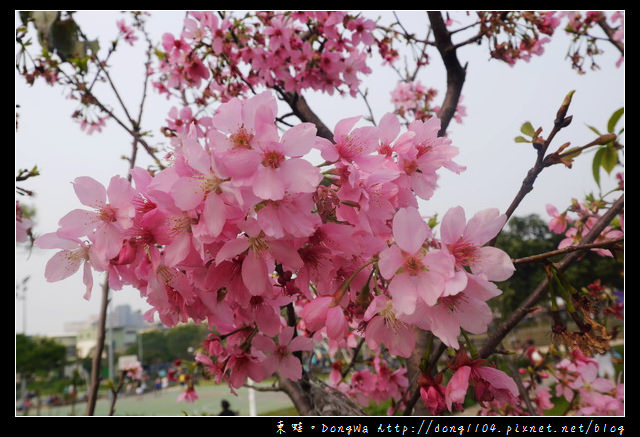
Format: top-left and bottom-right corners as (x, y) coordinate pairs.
(455, 295), (492, 334)
(203, 193), (226, 237)
(463, 208), (506, 246)
(472, 246), (515, 282)
(257, 204), (285, 238)
(215, 238), (250, 264)
(389, 274), (418, 316)
(446, 366), (471, 411)
(288, 335), (314, 353)
(301, 296), (332, 331)
(269, 239), (303, 271)
(171, 177), (205, 211)
(34, 232), (80, 250)
(475, 366), (519, 398)
(378, 113), (400, 145)
(242, 250), (269, 295)
(393, 207), (430, 254)
(326, 306), (347, 339)
(253, 167), (285, 200)
(280, 158), (322, 194)
(363, 295), (390, 321)
(440, 206), (466, 245)
(378, 245), (404, 279)
(163, 233), (192, 266)
(316, 137), (339, 162)
(427, 305), (460, 349)
(279, 354), (303, 380)
(220, 149), (261, 179)
(212, 98), (243, 132)
(416, 270), (445, 306)
(73, 176), (106, 208)
(45, 250), (82, 282)
(82, 261), (93, 300)
(58, 209), (99, 237)
(106, 175), (134, 209)
(281, 123), (317, 157)
(333, 116), (361, 142)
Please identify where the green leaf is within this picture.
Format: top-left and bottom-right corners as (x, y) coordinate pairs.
(592, 147), (604, 187)
(601, 145), (619, 174)
(586, 124), (601, 136)
(520, 121), (536, 138)
(607, 107), (624, 133)
(514, 136), (530, 143)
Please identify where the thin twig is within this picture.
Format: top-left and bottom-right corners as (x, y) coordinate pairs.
(85, 277), (110, 416)
(479, 194), (624, 359)
(512, 237), (623, 265)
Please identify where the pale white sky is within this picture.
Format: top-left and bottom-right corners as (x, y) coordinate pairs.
(15, 11), (624, 336)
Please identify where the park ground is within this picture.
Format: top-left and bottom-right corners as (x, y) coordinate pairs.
(27, 381), (295, 416)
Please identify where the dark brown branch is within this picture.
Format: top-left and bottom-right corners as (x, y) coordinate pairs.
(340, 337), (366, 379)
(277, 89), (334, 141)
(512, 237), (623, 265)
(597, 17), (624, 55)
(479, 194), (624, 359)
(427, 11), (466, 136)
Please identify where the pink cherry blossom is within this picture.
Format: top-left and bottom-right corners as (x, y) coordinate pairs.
(440, 206), (514, 282)
(34, 231), (103, 300)
(253, 327), (314, 380)
(58, 175), (135, 261)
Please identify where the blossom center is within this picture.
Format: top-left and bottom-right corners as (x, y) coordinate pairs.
(448, 239), (477, 268)
(229, 126), (254, 149)
(261, 150), (285, 169)
(403, 254), (425, 275)
(98, 205), (118, 222)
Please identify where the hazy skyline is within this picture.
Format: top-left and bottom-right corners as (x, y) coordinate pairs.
(16, 11), (624, 336)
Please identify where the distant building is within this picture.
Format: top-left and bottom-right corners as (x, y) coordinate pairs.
(73, 304), (152, 358)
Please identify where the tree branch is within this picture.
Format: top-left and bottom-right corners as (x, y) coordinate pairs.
(479, 194), (624, 359)
(276, 89), (334, 141)
(512, 237), (623, 265)
(85, 277), (110, 416)
(597, 17), (624, 55)
(427, 11), (466, 136)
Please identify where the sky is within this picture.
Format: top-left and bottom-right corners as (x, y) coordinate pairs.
(15, 11), (624, 337)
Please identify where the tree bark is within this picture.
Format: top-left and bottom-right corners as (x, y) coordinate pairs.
(85, 278), (110, 415)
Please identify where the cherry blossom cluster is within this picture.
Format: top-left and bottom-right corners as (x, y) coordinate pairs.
(34, 90), (517, 410)
(553, 348), (623, 415)
(546, 188), (624, 259)
(330, 354), (409, 414)
(416, 348), (519, 416)
(390, 81), (466, 125)
(16, 201), (33, 243)
(120, 360), (143, 380)
(475, 11), (624, 71)
(154, 11), (390, 104)
(480, 346), (623, 416)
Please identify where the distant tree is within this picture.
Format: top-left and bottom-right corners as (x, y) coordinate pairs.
(495, 214), (623, 317)
(16, 334), (67, 380)
(124, 329), (170, 366)
(166, 324), (210, 361)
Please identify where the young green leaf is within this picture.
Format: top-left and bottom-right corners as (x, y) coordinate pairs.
(607, 107), (624, 133)
(592, 147), (604, 187)
(514, 136), (530, 143)
(601, 145), (618, 174)
(520, 121), (536, 138)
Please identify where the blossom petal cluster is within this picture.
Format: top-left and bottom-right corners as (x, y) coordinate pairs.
(155, 11), (388, 103)
(35, 90), (514, 409)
